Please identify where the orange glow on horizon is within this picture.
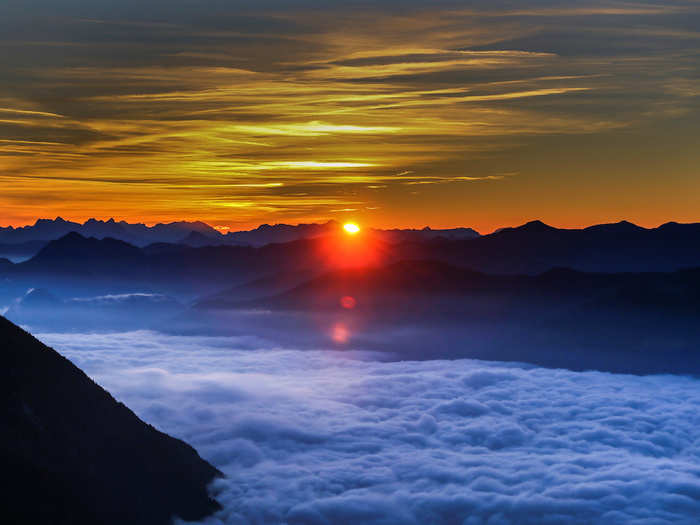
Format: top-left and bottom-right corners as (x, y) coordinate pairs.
(316, 224), (383, 269)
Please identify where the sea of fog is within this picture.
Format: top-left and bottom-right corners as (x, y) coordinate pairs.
(39, 330), (700, 525)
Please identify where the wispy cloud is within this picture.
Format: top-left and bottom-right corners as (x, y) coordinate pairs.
(0, 107), (65, 118)
(1, 1), (699, 228)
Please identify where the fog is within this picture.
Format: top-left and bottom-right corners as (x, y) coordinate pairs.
(38, 330), (700, 525)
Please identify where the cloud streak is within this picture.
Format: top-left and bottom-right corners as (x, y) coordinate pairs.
(1, 1), (700, 229)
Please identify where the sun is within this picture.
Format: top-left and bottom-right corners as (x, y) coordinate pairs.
(343, 222), (360, 235)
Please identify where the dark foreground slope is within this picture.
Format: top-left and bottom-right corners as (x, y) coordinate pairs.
(0, 316), (221, 525)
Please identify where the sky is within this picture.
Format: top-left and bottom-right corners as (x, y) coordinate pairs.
(1, 0), (699, 231)
(40, 330), (700, 524)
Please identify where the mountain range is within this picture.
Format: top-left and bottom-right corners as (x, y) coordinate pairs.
(0, 217), (480, 251)
(0, 217), (221, 247)
(3, 219), (700, 290)
(194, 260), (700, 374)
(398, 220), (700, 274)
(4, 218), (700, 374)
(9, 217), (700, 274)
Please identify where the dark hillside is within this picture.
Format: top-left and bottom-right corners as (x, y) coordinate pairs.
(0, 316), (221, 525)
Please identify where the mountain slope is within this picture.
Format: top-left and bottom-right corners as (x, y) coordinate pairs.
(18, 232), (146, 277)
(0, 316), (221, 525)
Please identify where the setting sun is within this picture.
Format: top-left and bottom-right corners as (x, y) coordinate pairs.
(343, 222), (361, 235)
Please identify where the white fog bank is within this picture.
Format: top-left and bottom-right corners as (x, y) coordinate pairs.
(40, 331), (700, 525)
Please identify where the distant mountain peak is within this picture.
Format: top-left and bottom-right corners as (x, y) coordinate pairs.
(60, 231), (86, 241)
(85, 217), (116, 225)
(494, 220), (557, 235)
(35, 217), (70, 226)
(584, 220), (645, 233)
(615, 220), (645, 230)
(522, 220), (555, 230)
(26, 232), (145, 272)
(56, 231), (87, 242)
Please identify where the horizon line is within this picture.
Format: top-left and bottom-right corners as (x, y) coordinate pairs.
(2, 216), (700, 237)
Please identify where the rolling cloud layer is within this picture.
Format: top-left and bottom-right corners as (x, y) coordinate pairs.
(40, 330), (700, 525)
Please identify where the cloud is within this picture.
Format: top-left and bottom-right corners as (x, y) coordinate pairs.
(3, 1), (700, 228)
(0, 107), (65, 118)
(68, 292), (175, 304)
(38, 330), (700, 525)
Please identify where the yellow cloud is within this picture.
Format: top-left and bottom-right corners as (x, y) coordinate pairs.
(3, 1), (693, 228)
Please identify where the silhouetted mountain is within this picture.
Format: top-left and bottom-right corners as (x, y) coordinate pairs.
(0, 217), (484, 250)
(199, 260), (487, 311)
(0, 315), (221, 524)
(396, 220), (700, 273)
(583, 220), (646, 234)
(223, 221), (482, 246)
(3, 233), (346, 298)
(0, 217), (222, 246)
(19, 232), (145, 277)
(0, 217), (99, 244)
(196, 260), (700, 374)
(145, 221), (221, 243)
(657, 221), (700, 235)
(496, 219), (559, 235)
(8, 218), (700, 302)
(223, 220), (342, 246)
(180, 230), (227, 248)
(374, 226), (480, 243)
(239, 260), (700, 314)
(196, 268), (320, 306)
(26, 217), (82, 239)
(213, 260), (567, 312)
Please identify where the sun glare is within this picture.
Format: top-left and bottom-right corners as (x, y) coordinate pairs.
(343, 222), (360, 235)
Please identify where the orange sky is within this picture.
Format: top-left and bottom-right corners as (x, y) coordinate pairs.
(1, 1), (699, 232)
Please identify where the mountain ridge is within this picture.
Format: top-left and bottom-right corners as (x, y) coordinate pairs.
(6, 217), (700, 295)
(0, 315), (221, 524)
(0, 217), (483, 248)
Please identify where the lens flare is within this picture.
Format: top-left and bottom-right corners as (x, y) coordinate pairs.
(340, 296), (357, 309)
(331, 322), (350, 344)
(343, 222), (360, 235)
